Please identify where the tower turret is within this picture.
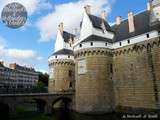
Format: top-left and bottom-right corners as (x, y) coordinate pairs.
(48, 23), (75, 92)
(73, 6), (115, 113)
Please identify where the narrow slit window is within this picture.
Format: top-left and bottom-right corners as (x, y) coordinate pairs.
(110, 64), (113, 74)
(91, 42), (93, 46)
(69, 82), (72, 88)
(69, 70), (72, 77)
(128, 40), (130, 44)
(119, 42), (122, 46)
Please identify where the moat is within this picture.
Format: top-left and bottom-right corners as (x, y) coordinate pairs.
(1, 109), (160, 120)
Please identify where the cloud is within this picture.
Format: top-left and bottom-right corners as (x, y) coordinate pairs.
(36, 0), (115, 42)
(7, 49), (37, 59)
(37, 69), (48, 74)
(0, 36), (6, 49)
(0, 36), (43, 67)
(0, 0), (52, 16)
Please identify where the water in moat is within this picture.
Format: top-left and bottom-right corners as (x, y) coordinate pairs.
(1, 109), (160, 120)
(0, 109), (124, 120)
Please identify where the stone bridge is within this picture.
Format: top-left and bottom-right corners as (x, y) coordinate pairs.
(0, 92), (74, 114)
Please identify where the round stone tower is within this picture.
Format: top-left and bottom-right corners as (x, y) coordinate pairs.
(48, 23), (75, 92)
(48, 49), (75, 92)
(73, 6), (115, 113)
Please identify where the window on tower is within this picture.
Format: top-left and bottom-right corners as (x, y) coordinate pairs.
(78, 59), (87, 74)
(146, 34), (150, 38)
(128, 40), (130, 44)
(49, 67), (54, 79)
(69, 70), (72, 77)
(110, 64), (113, 74)
(119, 42), (122, 46)
(69, 82), (72, 88)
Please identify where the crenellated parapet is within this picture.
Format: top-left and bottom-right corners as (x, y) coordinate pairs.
(74, 48), (113, 58)
(48, 59), (75, 66)
(113, 37), (160, 56)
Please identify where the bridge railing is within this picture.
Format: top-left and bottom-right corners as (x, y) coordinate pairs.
(0, 91), (75, 97)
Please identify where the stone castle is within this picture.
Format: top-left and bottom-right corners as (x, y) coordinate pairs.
(48, 0), (160, 114)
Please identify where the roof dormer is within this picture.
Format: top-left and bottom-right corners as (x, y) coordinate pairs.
(54, 23), (75, 52)
(79, 5), (114, 44)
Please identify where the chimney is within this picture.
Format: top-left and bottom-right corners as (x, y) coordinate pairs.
(128, 11), (135, 33)
(0, 61), (4, 65)
(147, 2), (151, 11)
(101, 10), (107, 20)
(9, 63), (17, 69)
(116, 16), (122, 25)
(84, 5), (91, 14)
(58, 22), (64, 35)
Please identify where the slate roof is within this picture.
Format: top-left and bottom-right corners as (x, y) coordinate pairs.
(88, 14), (114, 32)
(53, 49), (73, 56)
(82, 35), (113, 43)
(112, 11), (160, 42)
(15, 64), (35, 71)
(62, 31), (75, 43)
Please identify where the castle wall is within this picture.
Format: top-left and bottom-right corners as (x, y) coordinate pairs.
(113, 37), (160, 110)
(48, 60), (75, 92)
(150, 37), (160, 108)
(75, 48), (115, 113)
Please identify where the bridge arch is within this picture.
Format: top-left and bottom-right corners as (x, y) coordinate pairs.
(52, 97), (72, 111)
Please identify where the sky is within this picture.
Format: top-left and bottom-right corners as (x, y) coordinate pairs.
(0, 0), (148, 73)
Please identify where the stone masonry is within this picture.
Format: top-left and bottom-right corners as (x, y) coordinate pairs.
(48, 59), (75, 92)
(74, 48), (115, 113)
(113, 37), (160, 110)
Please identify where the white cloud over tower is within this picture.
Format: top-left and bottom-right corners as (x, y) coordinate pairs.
(36, 0), (115, 42)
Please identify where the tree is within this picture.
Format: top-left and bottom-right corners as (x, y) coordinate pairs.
(32, 81), (47, 93)
(38, 72), (49, 86)
(32, 72), (49, 93)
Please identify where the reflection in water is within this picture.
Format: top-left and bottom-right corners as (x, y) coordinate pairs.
(53, 109), (72, 120)
(7, 108), (121, 120)
(53, 109), (121, 120)
(2, 108), (159, 120)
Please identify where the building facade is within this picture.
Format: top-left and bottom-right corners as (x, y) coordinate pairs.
(48, 0), (160, 113)
(0, 62), (38, 93)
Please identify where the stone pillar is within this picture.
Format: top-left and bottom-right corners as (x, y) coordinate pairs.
(44, 102), (52, 114)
